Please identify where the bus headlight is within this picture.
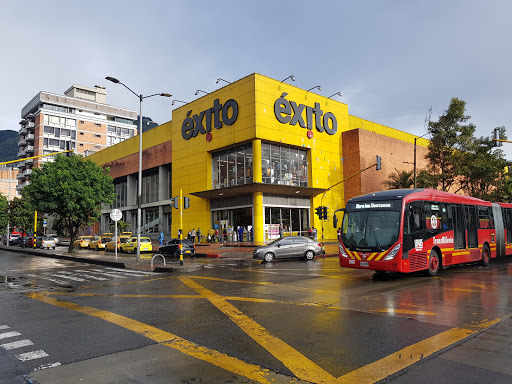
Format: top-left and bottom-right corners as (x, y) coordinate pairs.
(383, 243), (401, 260)
(339, 244), (349, 258)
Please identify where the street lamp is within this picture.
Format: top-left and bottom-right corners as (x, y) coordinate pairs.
(413, 132), (430, 188)
(105, 76), (171, 261)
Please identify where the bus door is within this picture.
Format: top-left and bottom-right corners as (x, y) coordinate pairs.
(465, 205), (479, 260)
(453, 204), (466, 250)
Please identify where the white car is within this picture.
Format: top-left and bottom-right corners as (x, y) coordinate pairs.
(37, 236), (56, 249)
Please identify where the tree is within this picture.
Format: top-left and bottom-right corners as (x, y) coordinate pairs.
(8, 197), (33, 236)
(384, 169), (414, 189)
(22, 155), (116, 252)
(116, 219), (131, 234)
(0, 194), (8, 235)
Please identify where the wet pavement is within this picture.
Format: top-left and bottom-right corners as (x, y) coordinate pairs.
(1, 244), (511, 383)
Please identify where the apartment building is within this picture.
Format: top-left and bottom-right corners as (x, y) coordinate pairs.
(17, 84), (138, 191)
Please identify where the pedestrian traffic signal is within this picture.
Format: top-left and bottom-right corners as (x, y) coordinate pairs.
(184, 196), (190, 209)
(171, 196), (179, 209)
(321, 206), (328, 220)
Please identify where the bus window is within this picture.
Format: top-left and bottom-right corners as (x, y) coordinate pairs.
(440, 203), (453, 231)
(478, 207), (493, 229)
(404, 202), (425, 235)
(425, 202), (443, 233)
(454, 204), (466, 250)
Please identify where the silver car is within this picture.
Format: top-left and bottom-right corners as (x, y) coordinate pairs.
(253, 236), (322, 262)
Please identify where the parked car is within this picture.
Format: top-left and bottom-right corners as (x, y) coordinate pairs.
(88, 236), (111, 250)
(3, 234), (20, 246)
(119, 237), (153, 253)
(73, 236), (94, 248)
(253, 236), (322, 262)
(120, 231), (132, 237)
(159, 239), (196, 257)
(18, 237), (35, 248)
(37, 236), (56, 249)
(105, 236), (132, 252)
(46, 234), (60, 245)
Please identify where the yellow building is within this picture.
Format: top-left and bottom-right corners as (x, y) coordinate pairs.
(89, 73), (428, 243)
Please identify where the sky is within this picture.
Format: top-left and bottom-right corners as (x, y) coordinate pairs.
(2, 0), (512, 158)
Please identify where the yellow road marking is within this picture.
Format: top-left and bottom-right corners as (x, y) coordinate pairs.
(26, 292), (274, 384)
(334, 318), (502, 384)
(370, 309), (436, 316)
(179, 276), (336, 383)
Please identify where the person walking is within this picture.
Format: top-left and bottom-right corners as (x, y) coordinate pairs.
(279, 224), (284, 238)
(158, 231), (165, 246)
(214, 228), (219, 242)
(312, 227), (318, 241)
(238, 226), (244, 242)
(191, 228), (196, 243)
(308, 227), (313, 239)
(197, 227), (202, 243)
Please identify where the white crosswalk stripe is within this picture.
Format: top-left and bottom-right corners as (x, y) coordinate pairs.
(0, 325), (10, 330)
(1, 339), (34, 350)
(34, 362), (61, 371)
(0, 331), (21, 340)
(51, 274), (86, 282)
(71, 271), (109, 281)
(16, 350), (49, 361)
(104, 267), (152, 275)
(86, 270), (129, 278)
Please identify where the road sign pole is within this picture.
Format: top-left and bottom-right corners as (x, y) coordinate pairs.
(179, 188), (184, 266)
(110, 209), (122, 260)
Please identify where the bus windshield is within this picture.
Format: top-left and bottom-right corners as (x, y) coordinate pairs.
(341, 210), (401, 251)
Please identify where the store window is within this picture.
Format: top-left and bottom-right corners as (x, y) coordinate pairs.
(212, 143), (253, 189)
(264, 207), (309, 239)
(261, 143), (308, 186)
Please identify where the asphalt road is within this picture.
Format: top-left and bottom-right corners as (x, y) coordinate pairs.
(1, 250), (512, 383)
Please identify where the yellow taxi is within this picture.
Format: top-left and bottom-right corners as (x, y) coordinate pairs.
(120, 231), (132, 237)
(73, 236), (94, 248)
(102, 232), (113, 238)
(88, 236), (112, 250)
(105, 236), (131, 252)
(119, 237), (153, 253)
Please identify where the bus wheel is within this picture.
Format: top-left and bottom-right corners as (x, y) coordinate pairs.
(427, 250), (440, 277)
(480, 245), (490, 266)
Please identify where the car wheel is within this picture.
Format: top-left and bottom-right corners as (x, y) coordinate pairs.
(305, 250), (314, 260)
(426, 249), (440, 277)
(53, 247), (55, 250)
(263, 252), (275, 262)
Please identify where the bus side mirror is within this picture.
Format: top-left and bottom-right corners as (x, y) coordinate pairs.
(333, 215), (338, 228)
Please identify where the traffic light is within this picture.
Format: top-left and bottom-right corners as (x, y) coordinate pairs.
(321, 206), (328, 220)
(171, 196), (179, 209)
(493, 128), (502, 147)
(315, 206), (322, 218)
(184, 196), (190, 209)
(376, 155), (382, 170)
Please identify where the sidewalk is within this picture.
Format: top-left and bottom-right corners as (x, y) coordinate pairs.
(0, 242), (340, 273)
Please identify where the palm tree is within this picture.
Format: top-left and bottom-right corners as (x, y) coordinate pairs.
(384, 168), (414, 189)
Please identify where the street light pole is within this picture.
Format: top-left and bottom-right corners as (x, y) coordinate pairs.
(106, 76), (171, 261)
(413, 132), (430, 188)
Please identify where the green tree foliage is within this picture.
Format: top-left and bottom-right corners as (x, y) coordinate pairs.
(423, 99), (508, 201)
(116, 219), (131, 233)
(8, 197), (33, 236)
(384, 169), (414, 189)
(425, 98), (476, 192)
(0, 195), (9, 235)
(22, 155), (115, 252)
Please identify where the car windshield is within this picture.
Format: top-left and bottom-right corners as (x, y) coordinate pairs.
(341, 210), (401, 251)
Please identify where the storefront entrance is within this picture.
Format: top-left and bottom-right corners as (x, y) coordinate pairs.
(212, 207), (253, 242)
(264, 207), (309, 240)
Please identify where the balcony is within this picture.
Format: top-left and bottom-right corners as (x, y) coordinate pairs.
(18, 161), (26, 170)
(25, 158), (34, 166)
(23, 169), (32, 177)
(18, 138), (27, 147)
(17, 172), (25, 180)
(19, 127), (27, 135)
(18, 149), (26, 158)
(25, 133), (34, 141)
(26, 145), (34, 154)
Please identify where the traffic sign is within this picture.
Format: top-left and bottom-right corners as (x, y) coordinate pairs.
(110, 209), (122, 222)
(43, 218), (48, 228)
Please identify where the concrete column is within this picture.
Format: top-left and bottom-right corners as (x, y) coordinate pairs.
(253, 191), (264, 244)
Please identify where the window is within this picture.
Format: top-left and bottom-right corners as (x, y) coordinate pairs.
(49, 139), (59, 146)
(113, 181), (127, 208)
(44, 126), (54, 134)
(80, 121), (84, 124)
(261, 143), (308, 187)
(79, 132), (84, 135)
(107, 125), (116, 133)
(94, 123), (101, 127)
(212, 143), (252, 189)
(142, 173), (159, 204)
(478, 206), (494, 229)
(79, 144), (84, 147)
(94, 134), (101, 138)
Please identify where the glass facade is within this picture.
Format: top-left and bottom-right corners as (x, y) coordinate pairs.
(262, 143), (308, 186)
(142, 173), (159, 204)
(264, 207), (309, 239)
(212, 143), (253, 189)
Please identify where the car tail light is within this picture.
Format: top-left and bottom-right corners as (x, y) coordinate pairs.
(318, 243), (322, 247)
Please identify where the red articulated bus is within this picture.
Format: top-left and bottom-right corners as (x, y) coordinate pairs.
(335, 189), (510, 276)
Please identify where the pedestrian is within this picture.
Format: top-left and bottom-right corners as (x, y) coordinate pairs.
(223, 228), (227, 242)
(191, 228), (196, 243)
(238, 226), (244, 242)
(279, 224), (284, 238)
(308, 227), (313, 239)
(312, 227), (318, 241)
(250, 227), (253, 242)
(214, 228), (219, 242)
(178, 228), (183, 238)
(197, 227), (202, 243)
(159, 231), (165, 246)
